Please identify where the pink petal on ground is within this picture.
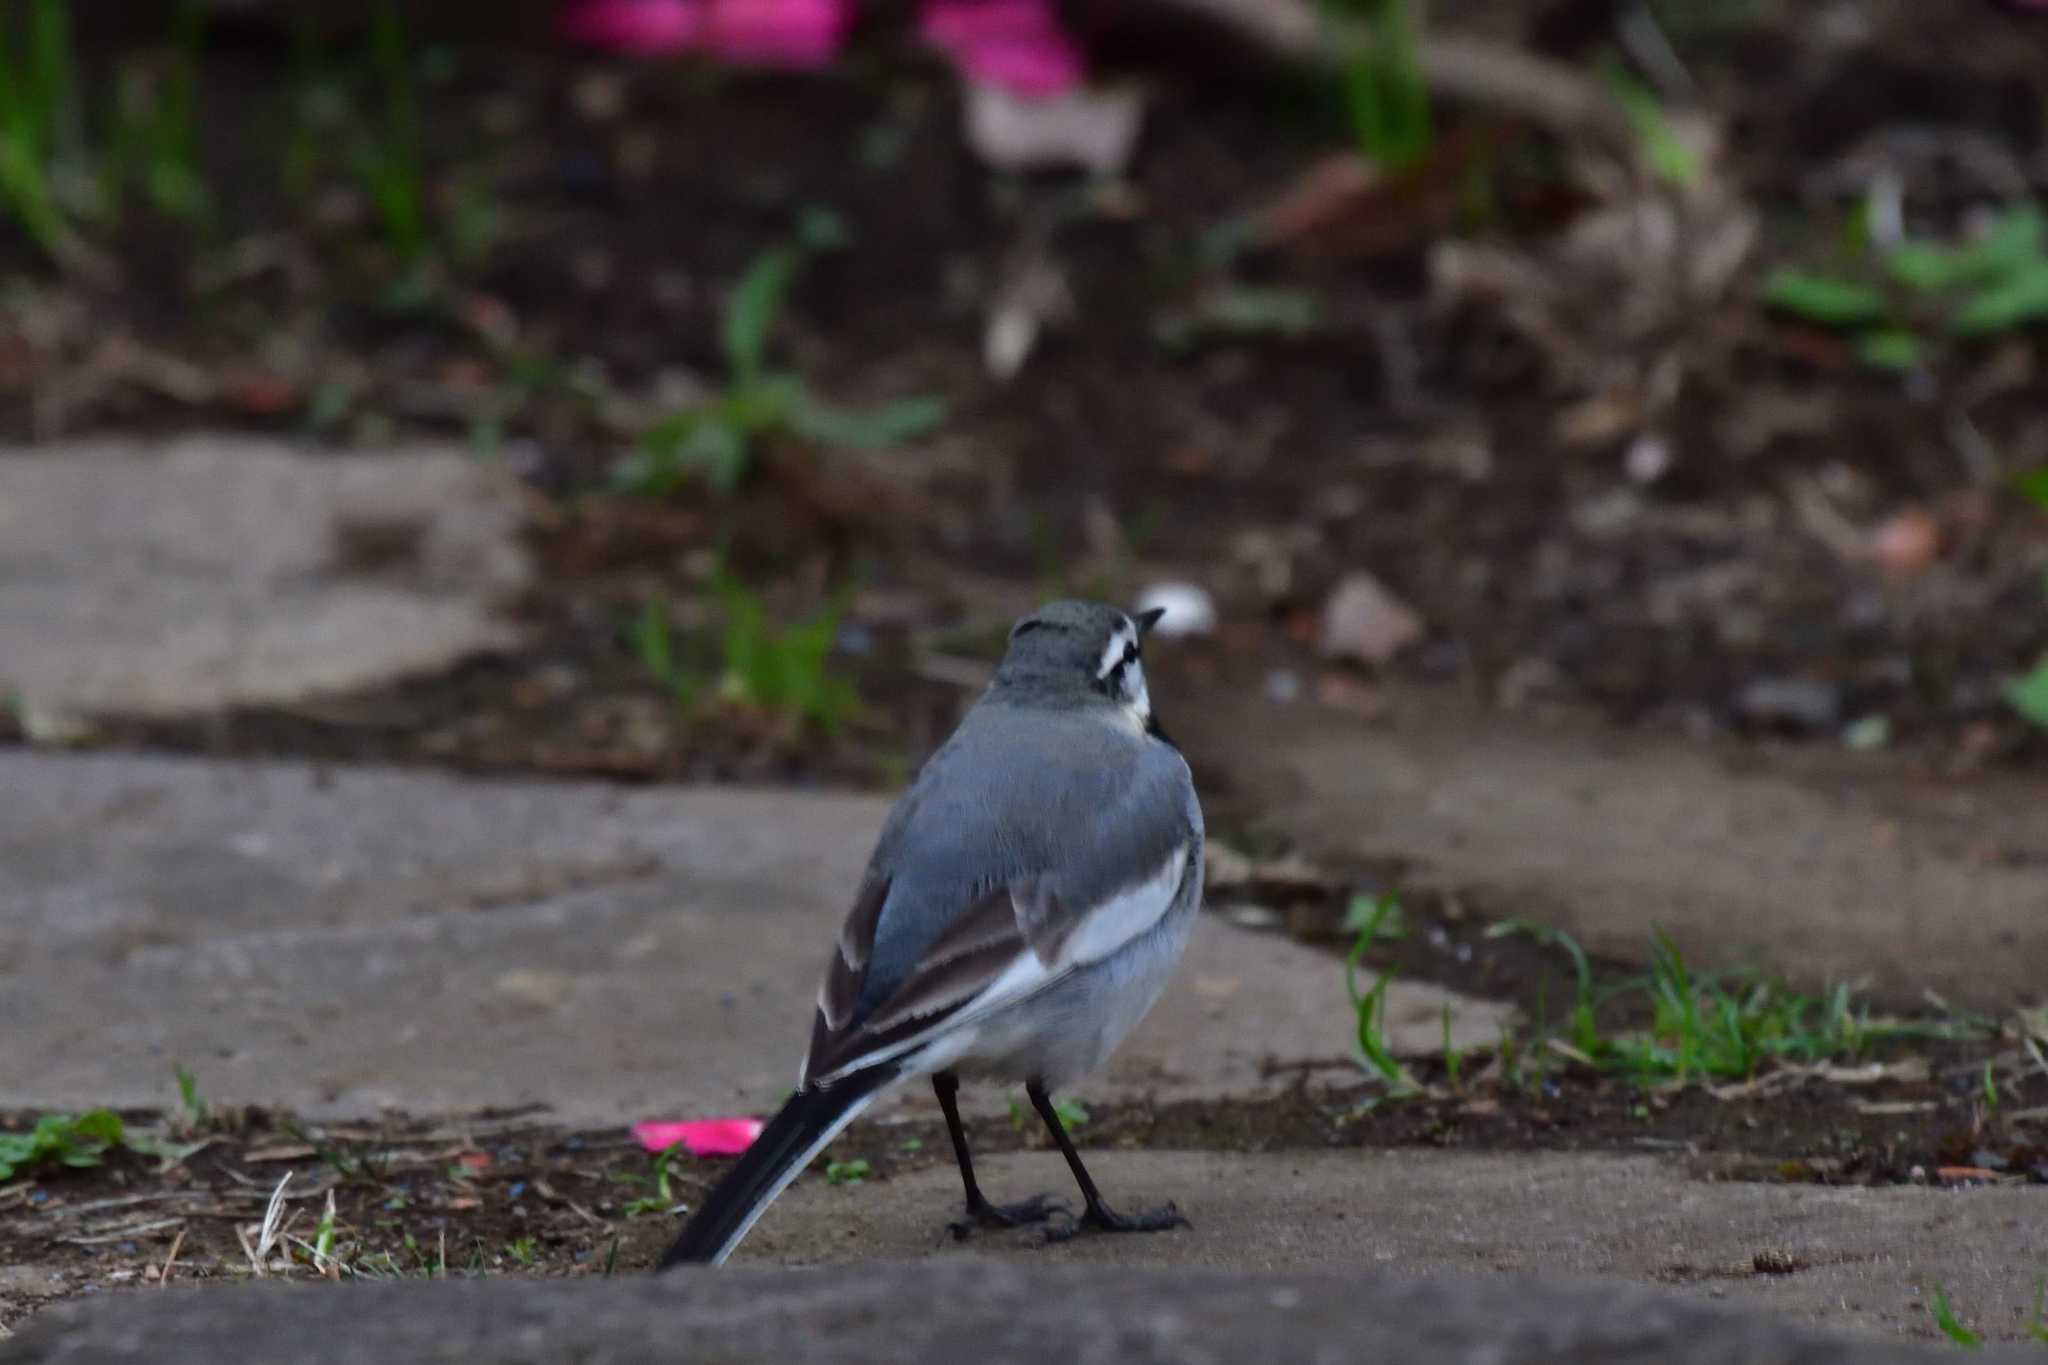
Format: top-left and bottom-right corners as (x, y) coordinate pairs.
(954, 38), (1082, 98)
(919, 0), (1084, 98)
(556, 0), (706, 55)
(632, 1117), (765, 1157)
(704, 0), (853, 68)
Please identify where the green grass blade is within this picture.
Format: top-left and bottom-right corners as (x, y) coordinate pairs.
(1930, 1286), (1982, 1349)
(1889, 205), (2045, 293)
(28, 0), (73, 162)
(786, 395), (947, 450)
(1855, 329), (1920, 371)
(630, 596), (678, 692)
(1761, 269), (1888, 327)
(2007, 656), (2048, 728)
(1950, 261), (2048, 335)
(724, 248), (798, 387)
(360, 0), (424, 262)
(1343, 898), (1415, 1090)
(1603, 63), (1699, 189)
(1332, 0), (1431, 171)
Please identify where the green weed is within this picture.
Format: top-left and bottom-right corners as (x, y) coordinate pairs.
(630, 594), (694, 706)
(1441, 1004), (1462, 1089)
(1601, 62), (1699, 189)
(352, 1), (426, 268)
(715, 575), (857, 730)
(0, 0), (211, 266)
(104, 3), (209, 224)
(2007, 469), (2048, 716)
(1481, 923), (1984, 1086)
(2014, 665), (2048, 728)
(1343, 894), (1408, 940)
(613, 212), (945, 496)
(173, 1062), (210, 1131)
(619, 1143), (688, 1217)
(1008, 1097), (1089, 1131)
(824, 1158), (872, 1185)
(0, 0), (80, 258)
(1344, 896), (1420, 1092)
(0, 1109), (125, 1182)
(631, 573), (858, 733)
(506, 1236), (538, 1267)
(293, 1188), (343, 1275)
(1329, 0), (1432, 171)
(1764, 203), (2048, 368)
(1486, 919), (1600, 1058)
(1929, 1286), (1982, 1349)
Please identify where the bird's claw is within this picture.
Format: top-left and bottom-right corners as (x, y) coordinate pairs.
(948, 1192), (1069, 1240)
(1044, 1200), (1188, 1242)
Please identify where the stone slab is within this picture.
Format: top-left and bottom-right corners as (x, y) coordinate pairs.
(0, 436), (529, 720)
(708, 1148), (2048, 1346)
(0, 752), (1503, 1124)
(1177, 684), (2048, 1011)
(5, 1256), (2025, 1364)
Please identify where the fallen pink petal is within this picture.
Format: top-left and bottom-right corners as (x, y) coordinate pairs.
(556, 0), (706, 55)
(919, 0), (1085, 98)
(703, 0), (853, 69)
(632, 1117), (765, 1157)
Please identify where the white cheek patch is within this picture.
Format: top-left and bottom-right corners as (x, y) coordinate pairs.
(1122, 663), (1151, 726)
(1096, 620), (1138, 679)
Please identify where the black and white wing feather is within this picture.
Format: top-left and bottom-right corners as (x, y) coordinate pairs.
(802, 709), (1200, 1087)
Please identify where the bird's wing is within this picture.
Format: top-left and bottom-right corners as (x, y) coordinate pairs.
(802, 741), (1200, 1087)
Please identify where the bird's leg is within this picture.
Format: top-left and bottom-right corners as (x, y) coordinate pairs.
(933, 1072), (1065, 1238)
(1027, 1079), (1188, 1239)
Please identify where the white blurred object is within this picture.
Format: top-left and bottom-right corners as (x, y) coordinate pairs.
(1319, 572), (1423, 664)
(1624, 432), (1671, 485)
(1135, 581), (1218, 637)
(965, 85), (1144, 176)
(983, 258), (1071, 381)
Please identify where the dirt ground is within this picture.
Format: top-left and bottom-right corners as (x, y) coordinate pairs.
(5, 1), (2047, 785)
(2, 1036), (2042, 1323)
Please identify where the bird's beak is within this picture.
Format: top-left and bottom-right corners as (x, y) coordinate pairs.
(1134, 606), (1167, 636)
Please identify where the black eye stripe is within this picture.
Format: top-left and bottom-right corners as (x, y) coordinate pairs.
(1122, 642), (1138, 666)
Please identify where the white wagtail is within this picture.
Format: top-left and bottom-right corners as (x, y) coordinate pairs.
(659, 600), (1204, 1267)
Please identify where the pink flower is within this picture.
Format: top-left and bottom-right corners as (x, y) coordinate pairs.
(556, 0), (705, 55)
(920, 0), (1083, 98)
(704, 0), (853, 68)
(555, 0), (1088, 93)
(631, 1116), (765, 1157)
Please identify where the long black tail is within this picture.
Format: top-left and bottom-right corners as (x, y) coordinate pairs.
(657, 1066), (899, 1269)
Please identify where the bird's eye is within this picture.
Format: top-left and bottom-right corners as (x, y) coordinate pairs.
(1122, 641), (1138, 667)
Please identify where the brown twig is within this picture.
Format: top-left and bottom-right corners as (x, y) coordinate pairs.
(158, 1225), (189, 1289)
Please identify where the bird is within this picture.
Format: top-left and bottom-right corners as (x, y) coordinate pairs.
(658, 599), (1205, 1267)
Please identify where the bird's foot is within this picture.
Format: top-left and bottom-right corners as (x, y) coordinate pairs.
(948, 1192), (1068, 1240)
(1045, 1200), (1188, 1242)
